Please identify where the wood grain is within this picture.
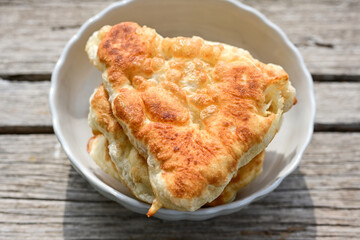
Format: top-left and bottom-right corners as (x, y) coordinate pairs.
(0, 0), (359, 76)
(314, 82), (360, 124)
(0, 79), (51, 129)
(0, 133), (359, 239)
(243, 0), (360, 77)
(1, 79), (359, 130)
(1, 1), (359, 239)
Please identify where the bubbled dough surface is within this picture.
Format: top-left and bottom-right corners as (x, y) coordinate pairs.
(88, 85), (266, 207)
(86, 22), (296, 211)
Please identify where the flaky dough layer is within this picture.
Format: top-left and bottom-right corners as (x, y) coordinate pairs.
(86, 22), (296, 215)
(88, 85), (265, 209)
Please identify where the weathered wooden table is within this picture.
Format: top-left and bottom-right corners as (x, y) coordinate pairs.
(1, 1), (359, 239)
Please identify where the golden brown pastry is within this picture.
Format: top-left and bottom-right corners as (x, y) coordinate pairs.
(85, 22), (296, 216)
(87, 85), (265, 207)
(88, 133), (265, 208)
(207, 151), (264, 206)
(88, 85), (154, 204)
(87, 133), (122, 182)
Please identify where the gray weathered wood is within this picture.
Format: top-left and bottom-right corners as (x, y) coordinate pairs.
(0, 78), (359, 130)
(0, 0), (359, 76)
(0, 133), (359, 239)
(1, 0), (359, 239)
(0, 79), (51, 128)
(243, 0), (360, 77)
(314, 82), (360, 125)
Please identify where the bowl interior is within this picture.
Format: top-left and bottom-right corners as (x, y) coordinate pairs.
(51, 0), (314, 220)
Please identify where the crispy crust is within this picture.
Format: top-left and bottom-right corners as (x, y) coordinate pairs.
(88, 85), (154, 204)
(86, 22), (296, 213)
(88, 84), (265, 210)
(207, 150), (264, 206)
(89, 132), (264, 209)
(87, 133), (122, 182)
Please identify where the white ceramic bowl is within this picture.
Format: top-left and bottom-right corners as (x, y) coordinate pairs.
(50, 0), (315, 220)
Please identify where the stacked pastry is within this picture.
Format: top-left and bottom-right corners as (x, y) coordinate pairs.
(85, 22), (296, 217)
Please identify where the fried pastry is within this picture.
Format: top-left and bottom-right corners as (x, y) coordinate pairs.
(88, 84), (154, 204)
(88, 133), (265, 208)
(86, 22), (296, 215)
(207, 150), (264, 206)
(87, 85), (265, 207)
(87, 133), (122, 182)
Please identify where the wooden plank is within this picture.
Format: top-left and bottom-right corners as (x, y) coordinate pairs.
(0, 0), (359, 76)
(0, 79), (51, 129)
(0, 133), (359, 239)
(0, 0), (112, 76)
(0, 79), (359, 130)
(1, 199), (359, 240)
(314, 82), (360, 125)
(243, 0), (360, 76)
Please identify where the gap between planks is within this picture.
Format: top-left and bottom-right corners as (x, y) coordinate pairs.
(0, 126), (54, 134)
(1, 125), (360, 135)
(1, 73), (360, 82)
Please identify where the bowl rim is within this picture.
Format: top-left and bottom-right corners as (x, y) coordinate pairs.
(49, 0), (316, 220)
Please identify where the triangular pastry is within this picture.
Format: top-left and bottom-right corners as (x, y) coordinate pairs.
(87, 85), (265, 209)
(85, 22), (296, 216)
